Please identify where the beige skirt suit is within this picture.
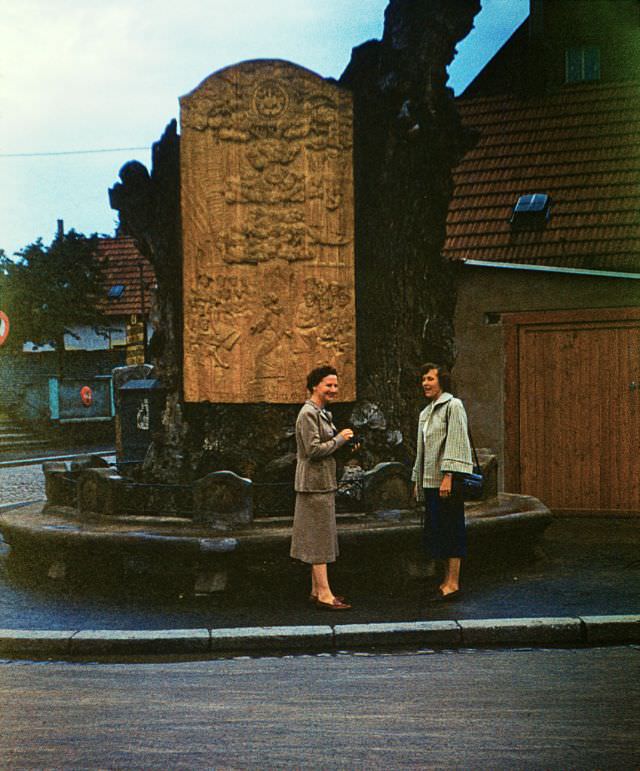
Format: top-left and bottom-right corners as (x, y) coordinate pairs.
(290, 400), (348, 564)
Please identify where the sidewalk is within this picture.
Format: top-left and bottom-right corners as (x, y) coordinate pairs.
(0, 513), (638, 658)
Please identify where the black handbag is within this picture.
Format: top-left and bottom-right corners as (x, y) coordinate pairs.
(459, 430), (484, 501)
(446, 402), (484, 501)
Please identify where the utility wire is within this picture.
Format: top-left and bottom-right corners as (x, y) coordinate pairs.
(0, 146), (149, 158)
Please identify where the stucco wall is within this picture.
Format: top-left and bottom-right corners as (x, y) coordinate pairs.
(452, 265), (640, 489)
(0, 349), (126, 416)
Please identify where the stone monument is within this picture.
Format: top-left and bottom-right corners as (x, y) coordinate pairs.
(180, 60), (356, 404)
(0, 1), (553, 598)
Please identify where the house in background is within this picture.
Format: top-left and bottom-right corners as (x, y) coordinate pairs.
(0, 235), (154, 429)
(95, 235), (155, 367)
(445, 0), (640, 514)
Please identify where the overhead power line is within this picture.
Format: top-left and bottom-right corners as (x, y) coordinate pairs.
(0, 146), (150, 158)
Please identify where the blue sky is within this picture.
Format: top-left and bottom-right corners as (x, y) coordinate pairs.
(0, 0), (528, 258)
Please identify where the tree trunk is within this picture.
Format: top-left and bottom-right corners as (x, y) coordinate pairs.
(109, 0), (481, 482)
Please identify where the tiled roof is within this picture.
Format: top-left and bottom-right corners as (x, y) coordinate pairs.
(96, 237), (156, 316)
(444, 81), (640, 273)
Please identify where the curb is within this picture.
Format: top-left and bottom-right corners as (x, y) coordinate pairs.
(0, 615), (638, 659)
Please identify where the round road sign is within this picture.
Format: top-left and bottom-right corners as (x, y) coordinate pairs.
(80, 386), (93, 407)
(0, 311), (9, 346)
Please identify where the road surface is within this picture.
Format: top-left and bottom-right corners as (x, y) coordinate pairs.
(1, 646), (638, 768)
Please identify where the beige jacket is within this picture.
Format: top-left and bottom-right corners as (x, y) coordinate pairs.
(294, 400), (348, 493)
(411, 392), (473, 500)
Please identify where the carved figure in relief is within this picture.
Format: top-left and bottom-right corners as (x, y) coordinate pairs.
(185, 273), (256, 368)
(292, 278), (353, 359)
(250, 292), (292, 382)
(206, 322), (242, 369)
(292, 290), (320, 355)
(185, 296), (241, 370)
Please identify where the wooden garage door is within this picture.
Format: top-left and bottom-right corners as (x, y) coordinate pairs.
(505, 308), (640, 513)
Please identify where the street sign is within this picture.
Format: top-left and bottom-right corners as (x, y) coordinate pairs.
(80, 385), (93, 407)
(0, 311), (9, 346)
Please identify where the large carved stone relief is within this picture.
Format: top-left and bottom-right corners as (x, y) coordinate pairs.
(180, 60), (355, 403)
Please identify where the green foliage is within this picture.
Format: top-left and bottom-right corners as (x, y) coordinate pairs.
(0, 230), (107, 352)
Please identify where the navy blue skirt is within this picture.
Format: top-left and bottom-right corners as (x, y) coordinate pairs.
(422, 487), (467, 559)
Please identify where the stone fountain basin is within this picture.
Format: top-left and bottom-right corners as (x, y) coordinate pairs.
(0, 493), (551, 590)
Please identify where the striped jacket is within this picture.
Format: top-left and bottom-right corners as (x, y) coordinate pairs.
(411, 392), (473, 498)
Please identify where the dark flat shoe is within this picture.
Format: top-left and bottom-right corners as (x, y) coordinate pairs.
(429, 589), (462, 603)
(316, 597), (352, 610)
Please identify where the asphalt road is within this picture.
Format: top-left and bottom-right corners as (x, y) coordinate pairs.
(1, 646), (638, 769)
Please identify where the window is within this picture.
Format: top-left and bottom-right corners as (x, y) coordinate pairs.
(565, 47), (600, 83)
(108, 284), (125, 299)
(510, 194), (552, 230)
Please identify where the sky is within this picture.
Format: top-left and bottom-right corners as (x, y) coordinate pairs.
(0, 0), (529, 259)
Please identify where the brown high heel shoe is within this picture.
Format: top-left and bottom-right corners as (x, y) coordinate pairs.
(315, 597), (352, 610)
(309, 593), (345, 603)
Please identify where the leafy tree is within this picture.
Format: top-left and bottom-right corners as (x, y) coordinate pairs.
(0, 230), (108, 371)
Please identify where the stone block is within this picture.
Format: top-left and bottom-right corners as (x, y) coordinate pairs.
(0, 629), (73, 658)
(476, 449), (498, 500)
(192, 471), (252, 530)
(458, 617), (582, 646)
(76, 468), (123, 516)
(334, 621), (461, 649)
(362, 462), (411, 512)
(69, 629), (210, 656)
(69, 454), (110, 473)
(580, 615), (640, 644)
(43, 461), (73, 506)
(209, 625), (334, 653)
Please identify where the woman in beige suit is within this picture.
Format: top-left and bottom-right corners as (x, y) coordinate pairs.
(290, 365), (354, 610)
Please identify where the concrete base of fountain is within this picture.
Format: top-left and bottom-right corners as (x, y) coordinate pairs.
(0, 490), (551, 595)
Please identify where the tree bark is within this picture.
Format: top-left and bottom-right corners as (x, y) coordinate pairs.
(340, 0), (481, 459)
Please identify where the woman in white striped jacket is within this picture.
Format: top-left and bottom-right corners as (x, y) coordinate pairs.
(412, 362), (473, 602)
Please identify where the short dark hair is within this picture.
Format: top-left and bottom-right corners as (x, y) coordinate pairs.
(420, 362), (452, 394)
(306, 365), (338, 392)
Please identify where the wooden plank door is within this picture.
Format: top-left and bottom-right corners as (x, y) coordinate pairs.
(505, 308), (640, 513)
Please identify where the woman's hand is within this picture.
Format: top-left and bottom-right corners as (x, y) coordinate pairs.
(413, 483), (418, 500)
(339, 428), (354, 442)
(439, 472), (453, 498)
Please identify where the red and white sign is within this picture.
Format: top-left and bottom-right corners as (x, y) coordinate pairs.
(0, 311), (9, 346)
(80, 386), (93, 407)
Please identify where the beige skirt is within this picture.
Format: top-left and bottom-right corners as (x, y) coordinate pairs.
(290, 491), (339, 564)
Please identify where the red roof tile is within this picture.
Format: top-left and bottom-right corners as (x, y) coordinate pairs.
(444, 81), (640, 272)
(96, 237), (156, 316)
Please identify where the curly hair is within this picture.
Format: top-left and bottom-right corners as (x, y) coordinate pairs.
(306, 365), (338, 392)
